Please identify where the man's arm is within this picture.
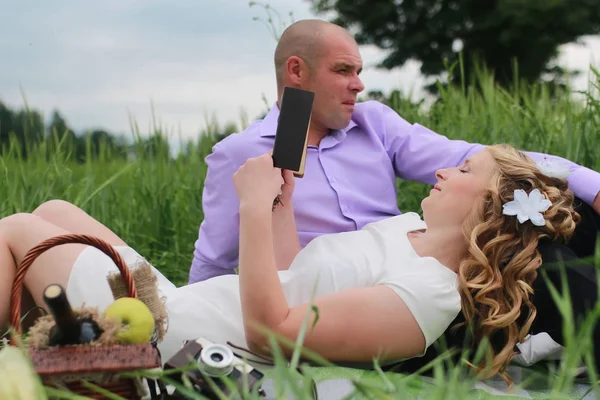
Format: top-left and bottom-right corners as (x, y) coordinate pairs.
(377, 103), (600, 209)
(522, 150), (600, 209)
(189, 144), (242, 284)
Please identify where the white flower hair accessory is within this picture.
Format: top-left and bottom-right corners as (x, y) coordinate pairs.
(535, 158), (571, 179)
(502, 189), (552, 227)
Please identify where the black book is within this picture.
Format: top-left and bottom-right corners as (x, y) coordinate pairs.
(272, 87), (315, 178)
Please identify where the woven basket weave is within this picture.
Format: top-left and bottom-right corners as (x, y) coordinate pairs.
(9, 234), (162, 399)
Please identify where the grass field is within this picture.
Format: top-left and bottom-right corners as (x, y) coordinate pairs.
(1, 67), (599, 399)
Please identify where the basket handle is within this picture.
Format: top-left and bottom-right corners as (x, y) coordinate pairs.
(9, 234), (138, 344)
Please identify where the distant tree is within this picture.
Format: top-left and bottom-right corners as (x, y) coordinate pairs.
(312, 0), (600, 90)
(13, 109), (45, 156)
(0, 101), (16, 149)
(0, 101), (45, 157)
(0, 102), (14, 132)
(47, 110), (85, 161)
(88, 129), (114, 148)
(80, 129), (128, 160)
(0, 100), (130, 162)
(134, 133), (171, 161)
(48, 110), (74, 139)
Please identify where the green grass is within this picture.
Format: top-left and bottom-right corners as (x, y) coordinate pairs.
(0, 67), (599, 399)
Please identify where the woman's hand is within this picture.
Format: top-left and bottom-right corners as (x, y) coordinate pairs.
(233, 153), (285, 211)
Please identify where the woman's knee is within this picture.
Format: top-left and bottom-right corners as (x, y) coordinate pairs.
(0, 213), (43, 237)
(0, 212), (35, 227)
(32, 199), (78, 220)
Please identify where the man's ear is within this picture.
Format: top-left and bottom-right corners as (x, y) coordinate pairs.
(285, 56), (306, 86)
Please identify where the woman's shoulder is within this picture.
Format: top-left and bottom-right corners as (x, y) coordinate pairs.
(369, 213), (457, 280)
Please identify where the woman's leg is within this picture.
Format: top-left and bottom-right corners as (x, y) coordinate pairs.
(32, 200), (128, 247)
(0, 213), (89, 330)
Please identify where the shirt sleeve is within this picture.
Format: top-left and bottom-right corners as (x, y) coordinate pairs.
(381, 261), (461, 351)
(379, 103), (600, 207)
(518, 151), (600, 206)
(379, 103), (484, 185)
(189, 141), (242, 283)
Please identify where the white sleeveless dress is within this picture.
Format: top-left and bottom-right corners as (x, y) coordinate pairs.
(66, 212), (461, 365)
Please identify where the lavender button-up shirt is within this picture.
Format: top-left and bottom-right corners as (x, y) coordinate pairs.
(188, 101), (600, 283)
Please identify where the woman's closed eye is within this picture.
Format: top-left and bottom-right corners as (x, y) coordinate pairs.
(458, 159), (473, 173)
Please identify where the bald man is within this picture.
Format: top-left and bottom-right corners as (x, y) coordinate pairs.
(189, 19), (600, 283)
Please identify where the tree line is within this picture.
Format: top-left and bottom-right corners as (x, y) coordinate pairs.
(0, 101), (239, 162)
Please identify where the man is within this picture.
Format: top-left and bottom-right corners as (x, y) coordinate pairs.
(189, 19), (600, 284)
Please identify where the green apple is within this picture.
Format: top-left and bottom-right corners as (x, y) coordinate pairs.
(103, 297), (155, 344)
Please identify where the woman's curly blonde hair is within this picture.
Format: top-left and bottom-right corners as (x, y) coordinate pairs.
(457, 144), (580, 381)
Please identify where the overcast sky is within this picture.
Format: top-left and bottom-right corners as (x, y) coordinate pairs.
(2, 0), (600, 143)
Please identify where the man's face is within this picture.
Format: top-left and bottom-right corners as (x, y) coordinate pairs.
(304, 32), (365, 132)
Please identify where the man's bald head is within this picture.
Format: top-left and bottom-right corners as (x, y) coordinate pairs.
(274, 19), (354, 90)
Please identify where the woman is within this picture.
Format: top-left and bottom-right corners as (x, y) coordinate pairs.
(0, 144), (579, 379)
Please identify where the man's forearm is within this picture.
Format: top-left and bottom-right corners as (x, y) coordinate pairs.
(594, 192), (600, 215)
(523, 151), (600, 207)
(238, 204), (290, 346)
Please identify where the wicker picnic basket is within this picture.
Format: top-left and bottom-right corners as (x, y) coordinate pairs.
(9, 234), (163, 399)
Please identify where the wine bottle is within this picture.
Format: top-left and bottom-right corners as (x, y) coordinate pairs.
(43, 284), (103, 346)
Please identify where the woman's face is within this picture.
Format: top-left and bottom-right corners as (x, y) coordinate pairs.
(421, 149), (497, 229)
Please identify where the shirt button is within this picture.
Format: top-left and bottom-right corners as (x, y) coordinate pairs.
(330, 176), (336, 183)
(341, 205), (348, 213)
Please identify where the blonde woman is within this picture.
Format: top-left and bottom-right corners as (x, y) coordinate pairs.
(0, 144), (581, 380)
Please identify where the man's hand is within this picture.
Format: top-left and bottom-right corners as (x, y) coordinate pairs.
(594, 192), (600, 215)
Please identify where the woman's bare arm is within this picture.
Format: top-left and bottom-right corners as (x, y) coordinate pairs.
(271, 200), (301, 270)
(254, 285), (426, 362)
(238, 204), (425, 362)
(235, 156), (426, 363)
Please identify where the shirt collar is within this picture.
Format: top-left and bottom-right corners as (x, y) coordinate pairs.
(260, 102), (358, 141)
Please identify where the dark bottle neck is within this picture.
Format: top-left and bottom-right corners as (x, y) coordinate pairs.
(44, 284), (79, 332)
(43, 284), (98, 345)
